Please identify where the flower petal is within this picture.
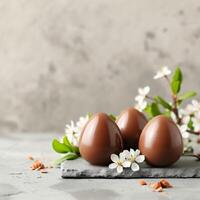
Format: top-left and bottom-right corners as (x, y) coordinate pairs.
(130, 148), (135, 156)
(131, 163), (140, 172)
(109, 163), (118, 169)
(117, 165), (123, 173)
(195, 111), (200, 119)
(182, 131), (189, 139)
(138, 88), (144, 95)
(135, 95), (144, 103)
(153, 72), (163, 79)
(119, 152), (126, 162)
(135, 155), (145, 163)
(122, 150), (130, 159)
(170, 112), (177, 123)
(135, 100), (147, 112)
(143, 86), (150, 95)
(135, 149), (140, 156)
(110, 154), (119, 163)
(162, 66), (171, 75)
(192, 100), (200, 108)
(182, 116), (190, 124)
(179, 125), (187, 132)
(141, 101), (147, 109)
(122, 161), (131, 168)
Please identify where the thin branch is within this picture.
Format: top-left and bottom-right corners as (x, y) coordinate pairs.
(164, 75), (182, 124)
(146, 95), (154, 101)
(164, 75), (171, 88)
(172, 95), (182, 125)
(183, 153), (200, 160)
(187, 129), (200, 136)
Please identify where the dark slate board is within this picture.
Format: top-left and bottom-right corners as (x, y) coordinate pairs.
(61, 156), (200, 178)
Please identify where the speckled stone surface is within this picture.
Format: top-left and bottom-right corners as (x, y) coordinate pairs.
(1, 133), (200, 200)
(61, 156), (200, 178)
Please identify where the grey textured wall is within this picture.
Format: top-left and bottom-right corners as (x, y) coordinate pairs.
(1, 0), (200, 133)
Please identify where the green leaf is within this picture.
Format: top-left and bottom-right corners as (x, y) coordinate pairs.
(53, 153), (79, 166)
(70, 145), (80, 154)
(179, 91), (197, 101)
(52, 139), (72, 153)
(144, 104), (152, 118)
(151, 103), (162, 116)
(172, 67), (182, 82)
(188, 117), (194, 131)
(109, 114), (116, 121)
(154, 96), (172, 110)
(171, 67), (183, 94)
(62, 136), (74, 152)
(163, 110), (171, 117)
(144, 103), (161, 118)
(171, 81), (181, 94)
(63, 136), (71, 146)
(63, 135), (79, 154)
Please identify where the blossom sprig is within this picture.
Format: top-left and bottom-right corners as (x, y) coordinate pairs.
(153, 66), (171, 79)
(134, 66), (199, 153)
(109, 149), (145, 173)
(52, 114), (91, 165)
(65, 114), (90, 147)
(135, 86), (150, 111)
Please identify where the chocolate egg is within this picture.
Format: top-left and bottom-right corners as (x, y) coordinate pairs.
(79, 113), (123, 166)
(139, 115), (183, 167)
(116, 107), (147, 150)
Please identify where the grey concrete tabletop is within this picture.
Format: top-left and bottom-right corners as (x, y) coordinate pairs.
(0, 132), (200, 200)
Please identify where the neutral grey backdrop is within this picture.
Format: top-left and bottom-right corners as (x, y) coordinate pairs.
(0, 0), (200, 133)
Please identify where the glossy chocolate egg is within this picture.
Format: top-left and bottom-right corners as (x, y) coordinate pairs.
(79, 113), (123, 166)
(116, 107), (147, 150)
(139, 115), (183, 167)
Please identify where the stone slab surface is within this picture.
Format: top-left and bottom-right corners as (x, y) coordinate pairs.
(61, 156), (200, 178)
(1, 133), (200, 200)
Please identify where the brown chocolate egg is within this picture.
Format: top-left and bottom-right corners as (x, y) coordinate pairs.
(116, 107), (147, 150)
(139, 115), (183, 167)
(79, 113), (123, 166)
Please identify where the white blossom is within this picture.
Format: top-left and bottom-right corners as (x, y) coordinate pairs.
(182, 115), (190, 125)
(184, 100), (200, 115)
(178, 124), (189, 139)
(171, 111), (190, 139)
(65, 114), (89, 146)
(181, 100), (200, 133)
(109, 152), (130, 173)
(192, 117), (200, 132)
(134, 86), (150, 112)
(124, 149), (145, 172)
(194, 111), (200, 120)
(170, 112), (177, 123)
(135, 101), (147, 112)
(183, 104), (196, 115)
(65, 121), (79, 146)
(153, 66), (171, 79)
(76, 115), (89, 134)
(191, 100), (200, 112)
(109, 149), (145, 173)
(135, 86), (150, 103)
